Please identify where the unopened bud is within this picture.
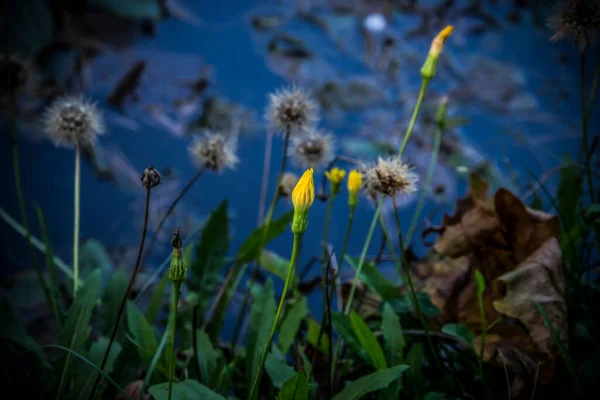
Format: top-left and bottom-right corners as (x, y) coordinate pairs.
(169, 228), (186, 287)
(141, 166), (161, 189)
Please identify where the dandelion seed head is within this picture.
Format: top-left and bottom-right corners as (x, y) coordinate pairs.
(188, 131), (239, 172)
(290, 130), (335, 170)
(547, 0), (600, 51)
(279, 172), (299, 197)
(265, 86), (319, 135)
(364, 157), (418, 197)
(43, 95), (104, 149)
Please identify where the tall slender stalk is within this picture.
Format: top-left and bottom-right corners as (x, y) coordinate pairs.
(232, 131), (291, 348)
(580, 51), (595, 202)
(73, 148), (81, 297)
(168, 282), (182, 400)
(313, 189), (336, 360)
(88, 186), (153, 400)
(257, 132), (274, 226)
(248, 233), (303, 400)
(5, 38), (54, 321)
(139, 166), (206, 270)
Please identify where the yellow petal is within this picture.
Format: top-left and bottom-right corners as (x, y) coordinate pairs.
(292, 168), (315, 210)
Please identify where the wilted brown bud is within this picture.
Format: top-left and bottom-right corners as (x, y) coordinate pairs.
(141, 166), (161, 189)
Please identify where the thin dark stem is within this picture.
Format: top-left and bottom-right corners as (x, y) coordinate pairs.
(309, 249), (334, 386)
(140, 166), (206, 271)
(88, 187), (152, 400)
(325, 249), (333, 400)
(298, 256), (318, 281)
(374, 231), (387, 265)
(391, 197), (442, 371)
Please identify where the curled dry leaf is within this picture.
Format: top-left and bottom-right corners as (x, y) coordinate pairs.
(419, 174), (567, 390)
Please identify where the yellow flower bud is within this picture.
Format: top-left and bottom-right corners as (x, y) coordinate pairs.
(347, 170), (362, 208)
(421, 25), (453, 80)
(325, 167), (346, 195)
(291, 168), (315, 234)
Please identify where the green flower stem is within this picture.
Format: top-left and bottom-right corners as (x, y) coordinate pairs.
(343, 202), (382, 315)
(248, 232), (303, 400)
(73, 147), (81, 298)
(232, 131), (290, 348)
(398, 78), (430, 159)
(168, 282), (182, 400)
(405, 125), (442, 245)
(330, 74), (431, 381)
(580, 51), (595, 202)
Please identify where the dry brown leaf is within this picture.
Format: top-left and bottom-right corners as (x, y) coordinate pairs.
(416, 175), (567, 389)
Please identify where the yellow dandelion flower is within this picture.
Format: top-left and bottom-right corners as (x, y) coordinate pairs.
(347, 170), (362, 208)
(325, 167), (346, 184)
(421, 25), (454, 80)
(325, 167), (346, 195)
(291, 168), (315, 234)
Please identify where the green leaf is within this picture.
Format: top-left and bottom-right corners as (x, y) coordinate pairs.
(345, 255), (400, 300)
(350, 311), (387, 370)
(475, 270), (485, 298)
(385, 293), (440, 317)
(236, 211), (294, 263)
(277, 372), (309, 400)
(265, 353), (296, 389)
(35, 204), (63, 329)
(331, 312), (368, 359)
(260, 250), (296, 286)
(331, 365), (409, 400)
(70, 338), (122, 399)
(381, 303), (405, 366)
(407, 343), (425, 398)
(442, 323), (475, 345)
(195, 329), (221, 387)
(278, 297), (308, 355)
(0, 299), (49, 368)
(307, 317), (329, 356)
(43, 344), (131, 400)
(149, 379), (226, 400)
(190, 200), (229, 293)
(557, 158), (583, 233)
(126, 301), (166, 377)
(99, 269), (128, 344)
(56, 269), (102, 398)
(146, 272), (169, 326)
(247, 279), (276, 389)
